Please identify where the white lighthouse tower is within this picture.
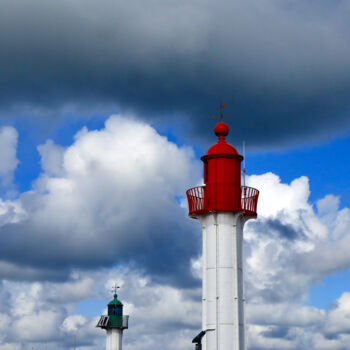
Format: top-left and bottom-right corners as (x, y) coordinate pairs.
(96, 290), (129, 350)
(186, 113), (259, 350)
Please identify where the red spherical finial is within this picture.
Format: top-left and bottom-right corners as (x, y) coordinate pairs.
(214, 122), (229, 138)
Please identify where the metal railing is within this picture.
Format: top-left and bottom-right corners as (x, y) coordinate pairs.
(241, 186), (259, 216)
(186, 186), (206, 215)
(186, 185), (259, 217)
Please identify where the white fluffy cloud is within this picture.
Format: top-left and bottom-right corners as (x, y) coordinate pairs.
(244, 173), (350, 303)
(0, 117), (349, 349)
(242, 173), (350, 349)
(0, 115), (202, 284)
(324, 292), (350, 335)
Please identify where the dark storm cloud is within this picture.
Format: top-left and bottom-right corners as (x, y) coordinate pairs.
(1, 0), (350, 147)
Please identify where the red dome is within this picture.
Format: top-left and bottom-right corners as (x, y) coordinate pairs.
(214, 122), (229, 137)
(206, 122), (238, 155)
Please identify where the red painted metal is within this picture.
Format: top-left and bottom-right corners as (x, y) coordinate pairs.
(186, 121), (259, 217)
(241, 186), (259, 216)
(201, 122), (243, 212)
(186, 185), (259, 217)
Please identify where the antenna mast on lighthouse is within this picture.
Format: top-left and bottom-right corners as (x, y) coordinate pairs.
(243, 140), (246, 187)
(186, 106), (259, 350)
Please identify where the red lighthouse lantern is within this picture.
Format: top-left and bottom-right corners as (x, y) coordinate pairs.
(202, 122), (242, 211)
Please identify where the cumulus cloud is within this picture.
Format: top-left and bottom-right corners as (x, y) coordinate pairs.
(1, 0), (350, 146)
(37, 140), (65, 177)
(243, 172), (350, 303)
(61, 315), (89, 333)
(0, 115), (202, 285)
(324, 292), (350, 336)
(241, 173), (350, 349)
(0, 275), (102, 349)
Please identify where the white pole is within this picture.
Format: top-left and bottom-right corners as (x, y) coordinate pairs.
(106, 329), (123, 350)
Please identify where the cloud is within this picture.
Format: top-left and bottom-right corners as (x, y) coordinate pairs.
(61, 315), (89, 333)
(0, 127), (18, 188)
(247, 303), (325, 328)
(1, 0), (350, 147)
(324, 292), (350, 336)
(243, 172), (350, 303)
(241, 173), (350, 349)
(0, 268), (202, 350)
(0, 115), (202, 286)
(0, 266), (347, 350)
(0, 275), (103, 348)
(37, 140), (65, 177)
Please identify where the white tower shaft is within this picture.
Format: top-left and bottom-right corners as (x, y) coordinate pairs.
(200, 212), (246, 350)
(106, 329), (123, 350)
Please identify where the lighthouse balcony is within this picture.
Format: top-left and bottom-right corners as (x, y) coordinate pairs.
(186, 185), (259, 217)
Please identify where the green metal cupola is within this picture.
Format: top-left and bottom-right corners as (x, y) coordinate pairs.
(108, 294), (123, 325)
(108, 294), (123, 312)
(96, 291), (129, 330)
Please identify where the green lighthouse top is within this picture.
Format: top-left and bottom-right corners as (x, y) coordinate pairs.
(108, 294), (123, 306)
(96, 285), (129, 330)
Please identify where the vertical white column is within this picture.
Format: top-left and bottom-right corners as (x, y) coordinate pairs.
(199, 212), (245, 350)
(201, 219), (208, 350)
(106, 329), (123, 350)
(236, 216), (245, 350)
(201, 213), (217, 350)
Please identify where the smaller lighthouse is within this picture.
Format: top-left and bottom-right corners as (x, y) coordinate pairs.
(96, 289), (129, 350)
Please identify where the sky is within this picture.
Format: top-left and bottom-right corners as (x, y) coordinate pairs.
(0, 0), (350, 349)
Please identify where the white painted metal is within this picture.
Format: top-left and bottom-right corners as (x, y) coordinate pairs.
(199, 212), (247, 350)
(106, 329), (122, 350)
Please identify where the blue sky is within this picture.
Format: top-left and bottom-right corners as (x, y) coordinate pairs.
(1, 1), (350, 349)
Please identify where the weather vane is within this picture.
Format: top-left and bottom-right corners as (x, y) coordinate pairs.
(111, 283), (120, 295)
(211, 102), (232, 122)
